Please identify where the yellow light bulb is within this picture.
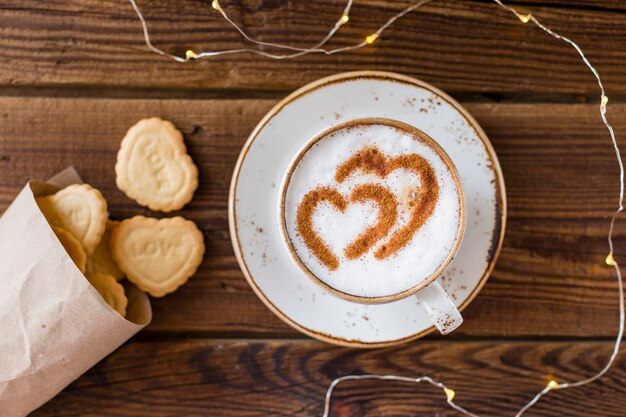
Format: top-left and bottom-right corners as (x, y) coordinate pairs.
(606, 253), (616, 266)
(340, 14), (349, 24)
(518, 13), (532, 23)
(185, 50), (198, 60)
(444, 387), (455, 401)
(547, 380), (559, 390)
(365, 33), (379, 44)
(212, 0), (222, 11)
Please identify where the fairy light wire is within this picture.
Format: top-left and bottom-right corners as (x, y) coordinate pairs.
(127, 1), (623, 416)
(128, 0), (187, 62)
(210, 0), (354, 56)
(322, 375), (479, 417)
(128, 0), (435, 61)
(493, 2), (625, 412)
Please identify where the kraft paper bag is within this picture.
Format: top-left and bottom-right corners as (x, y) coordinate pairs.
(0, 168), (152, 417)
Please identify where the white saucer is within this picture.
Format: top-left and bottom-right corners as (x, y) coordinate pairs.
(229, 71), (506, 347)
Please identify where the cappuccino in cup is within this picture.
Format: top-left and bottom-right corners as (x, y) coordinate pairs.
(280, 118), (465, 333)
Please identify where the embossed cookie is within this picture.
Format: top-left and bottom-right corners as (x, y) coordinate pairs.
(115, 118), (199, 212)
(86, 220), (125, 280)
(86, 273), (128, 317)
(52, 226), (87, 273)
(111, 216), (205, 297)
(36, 184), (108, 254)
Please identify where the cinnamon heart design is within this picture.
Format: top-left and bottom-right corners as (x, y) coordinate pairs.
(296, 146), (438, 270)
(297, 184), (398, 270)
(336, 147), (439, 259)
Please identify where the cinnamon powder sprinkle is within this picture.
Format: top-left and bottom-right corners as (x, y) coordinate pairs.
(344, 184), (398, 260)
(296, 187), (347, 270)
(335, 146), (387, 182)
(296, 146), (440, 270)
(335, 147), (439, 260)
(377, 154), (439, 259)
(296, 184), (399, 270)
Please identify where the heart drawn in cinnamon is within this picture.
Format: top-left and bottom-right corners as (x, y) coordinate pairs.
(296, 147), (439, 271)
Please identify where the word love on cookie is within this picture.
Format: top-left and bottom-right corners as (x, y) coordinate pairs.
(111, 216), (205, 297)
(116, 118), (199, 213)
(36, 184), (108, 255)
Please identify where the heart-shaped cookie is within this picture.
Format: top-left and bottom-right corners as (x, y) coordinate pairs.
(115, 118), (199, 212)
(52, 226), (87, 273)
(86, 273), (128, 317)
(335, 147), (439, 260)
(111, 216), (205, 297)
(297, 184), (398, 270)
(86, 220), (125, 280)
(36, 184), (108, 255)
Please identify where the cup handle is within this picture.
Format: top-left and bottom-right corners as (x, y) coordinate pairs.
(415, 281), (463, 335)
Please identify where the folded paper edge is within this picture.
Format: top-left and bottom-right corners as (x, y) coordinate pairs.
(0, 169), (153, 417)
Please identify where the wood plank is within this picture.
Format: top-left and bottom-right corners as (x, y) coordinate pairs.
(1, 97), (625, 337)
(31, 339), (626, 416)
(1, 1), (626, 96)
(508, 0), (626, 9)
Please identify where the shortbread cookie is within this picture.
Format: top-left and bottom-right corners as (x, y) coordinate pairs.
(86, 220), (125, 280)
(115, 118), (199, 212)
(86, 273), (128, 317)
(52, 226), (87, 273)
(36, 184), (108, 254)
(111, 216), (205, 297)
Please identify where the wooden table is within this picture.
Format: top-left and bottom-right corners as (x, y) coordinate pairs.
(2, 1), (625, 416)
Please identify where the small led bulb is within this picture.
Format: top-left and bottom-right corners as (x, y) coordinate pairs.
(185, 50), (198, 60)
(212, 0), (222, 11)
(547, 380), (559, 390)
(340, 14), (349, 24)
(518, 13), (532, 23)
(365, 33), (379, 44)
(444, 387), (455, 401)
(606, 253), (616, 266)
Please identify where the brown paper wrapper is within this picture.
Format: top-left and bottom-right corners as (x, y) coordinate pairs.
(0, 168), (152, 417)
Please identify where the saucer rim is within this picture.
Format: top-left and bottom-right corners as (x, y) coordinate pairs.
(228, 70), (507, 348)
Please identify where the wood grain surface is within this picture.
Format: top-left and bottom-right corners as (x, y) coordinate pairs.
(30, 339), (626, 417)
(1, 1), (625, 416)
(1, 1), (626, 97)
(0, 97), (624, 338)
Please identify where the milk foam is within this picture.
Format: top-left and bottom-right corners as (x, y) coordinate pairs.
(283, 122), (463, 299)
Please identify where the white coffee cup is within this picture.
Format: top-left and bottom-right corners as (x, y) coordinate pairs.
(280, 118), (466, 334)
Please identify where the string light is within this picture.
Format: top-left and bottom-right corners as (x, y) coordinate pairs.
(547, 380), (560, 390)
(322, 376), (478, 417)
(365, 33), (379, 45)
(128, 0), (429, 61)
(444, 387), (456, 401)
(606, 253), (616, 266)
(127, 1), (624, 416)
